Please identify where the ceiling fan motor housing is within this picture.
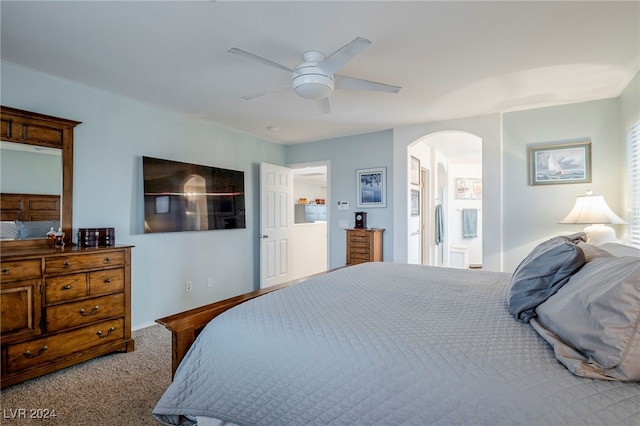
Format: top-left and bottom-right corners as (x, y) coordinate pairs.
(292, 52), (334, 99)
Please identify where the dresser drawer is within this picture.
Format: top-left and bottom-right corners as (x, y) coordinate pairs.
(6, 317), (125, 373)
(349, 253), (371, 263)
(45, 273), (88, 304)
(350, 245), (372, 254)
(45, 251), (125, 274)
(46, 293), (125, 333)
(349, 240), (371, 249)
(89, 268), (125, 296)
(348, 233), (370, 242)
(0, 259), (41, 282)
(350, 251), (371, 259)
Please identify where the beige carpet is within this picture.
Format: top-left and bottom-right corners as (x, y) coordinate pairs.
(1, 325), (172, 425)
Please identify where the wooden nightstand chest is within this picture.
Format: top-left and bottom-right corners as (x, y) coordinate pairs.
(346, 228), (384, 265)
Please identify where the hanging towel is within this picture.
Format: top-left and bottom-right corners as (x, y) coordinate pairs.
(435, 204), (444, 245)
(462, 208), (478, 239)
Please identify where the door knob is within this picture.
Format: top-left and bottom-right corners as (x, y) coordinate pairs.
(259, 234), (270, 239)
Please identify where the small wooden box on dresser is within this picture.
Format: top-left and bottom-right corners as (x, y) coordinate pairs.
(346, 228), (384, 265)
(0, 245), (134, 388)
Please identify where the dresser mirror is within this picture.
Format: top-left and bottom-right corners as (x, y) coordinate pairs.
(1, 141), (61, 196)
(0, 106), (80, 248)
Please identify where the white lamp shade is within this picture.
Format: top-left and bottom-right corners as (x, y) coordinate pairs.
(559, 193), (626, 244)
(559, 194), (626, 225)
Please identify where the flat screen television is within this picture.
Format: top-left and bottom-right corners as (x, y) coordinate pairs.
(142, 156), (246, 233)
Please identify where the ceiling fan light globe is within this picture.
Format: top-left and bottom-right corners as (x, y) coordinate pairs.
(292, 73), (334, 99)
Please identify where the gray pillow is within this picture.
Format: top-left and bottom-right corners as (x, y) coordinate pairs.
(533, 256), (640, 381)
(507, 235), (586, 323)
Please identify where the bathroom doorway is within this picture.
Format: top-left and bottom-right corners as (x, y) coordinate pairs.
(409, 132), (482, 269)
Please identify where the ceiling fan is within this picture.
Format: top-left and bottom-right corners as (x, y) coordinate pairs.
(227, 37), (401, 113)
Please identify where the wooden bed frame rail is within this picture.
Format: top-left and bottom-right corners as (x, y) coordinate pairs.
(156, 272), (331, 377)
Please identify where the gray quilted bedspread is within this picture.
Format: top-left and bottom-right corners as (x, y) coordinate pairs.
(153, 263), (640, 425)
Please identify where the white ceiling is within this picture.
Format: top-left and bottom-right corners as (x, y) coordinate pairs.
(1, 1), (638, 145)
(293, 165), (328, 187)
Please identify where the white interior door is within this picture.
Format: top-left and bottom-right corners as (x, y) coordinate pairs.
(260, 162), (293, 289)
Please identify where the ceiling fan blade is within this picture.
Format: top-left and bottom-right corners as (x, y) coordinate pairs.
(241, 85), (291, 100)
(334, 74), (401, 93)
(317, 37), (371, 76)
(227, 47), (294, 72)
(315, 97), (330, 114)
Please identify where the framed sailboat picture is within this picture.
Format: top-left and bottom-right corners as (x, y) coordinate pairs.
(528, 141), (591, 186)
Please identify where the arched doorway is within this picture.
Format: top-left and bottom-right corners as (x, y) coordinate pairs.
(408, 131), (483, 268)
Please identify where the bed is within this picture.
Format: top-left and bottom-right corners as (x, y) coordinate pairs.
(153, 237), (639, 425)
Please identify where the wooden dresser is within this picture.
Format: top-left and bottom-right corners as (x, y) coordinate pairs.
(346, 228), (384, 265)
(1, 245), (134, 388)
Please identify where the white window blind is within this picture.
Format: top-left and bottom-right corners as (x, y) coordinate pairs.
(628, 116), (640, 247)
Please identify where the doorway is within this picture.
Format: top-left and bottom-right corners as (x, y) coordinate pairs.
(420, 168), (431, 265)
(409, 131), (483, 269)
(290, 162), (329, 280)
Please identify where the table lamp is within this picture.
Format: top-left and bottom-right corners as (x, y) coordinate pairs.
(559, 190), (626, 244)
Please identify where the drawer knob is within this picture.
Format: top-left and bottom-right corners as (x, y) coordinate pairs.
(63, 261), (71, 269)
(104, 278), (112, 284)
(63, 285), (72, 290)
(96, 326), (116, 338)
(104, 257), (111, 263)
(23, 346), (48, 358)
(79, 306), (99, 316)
(1, 267), (9, 275)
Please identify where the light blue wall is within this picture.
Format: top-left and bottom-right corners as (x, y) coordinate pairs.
(393, 93), (633, 272)
(502, 98), (623, 271)
(286, 130), (394, 268)
(1, 149), (61, 194)
(1, 61), (286, 329)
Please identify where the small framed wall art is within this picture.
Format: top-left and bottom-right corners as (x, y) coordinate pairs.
(410, 189), (420, 215)
(410, 156), (420, 185)
(528, 141), (592, 186)
(356, 167), (386, 208)
(455, 178), (482, 200)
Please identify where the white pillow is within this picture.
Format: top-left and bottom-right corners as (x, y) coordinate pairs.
(0, 221), (19, 239)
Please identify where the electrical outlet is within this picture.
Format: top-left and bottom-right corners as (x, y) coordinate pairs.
(185, 281), (192, 292)
(207, 277), (214, 288)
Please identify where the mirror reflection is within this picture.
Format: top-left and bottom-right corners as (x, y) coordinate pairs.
(0, 141), (62, 240)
